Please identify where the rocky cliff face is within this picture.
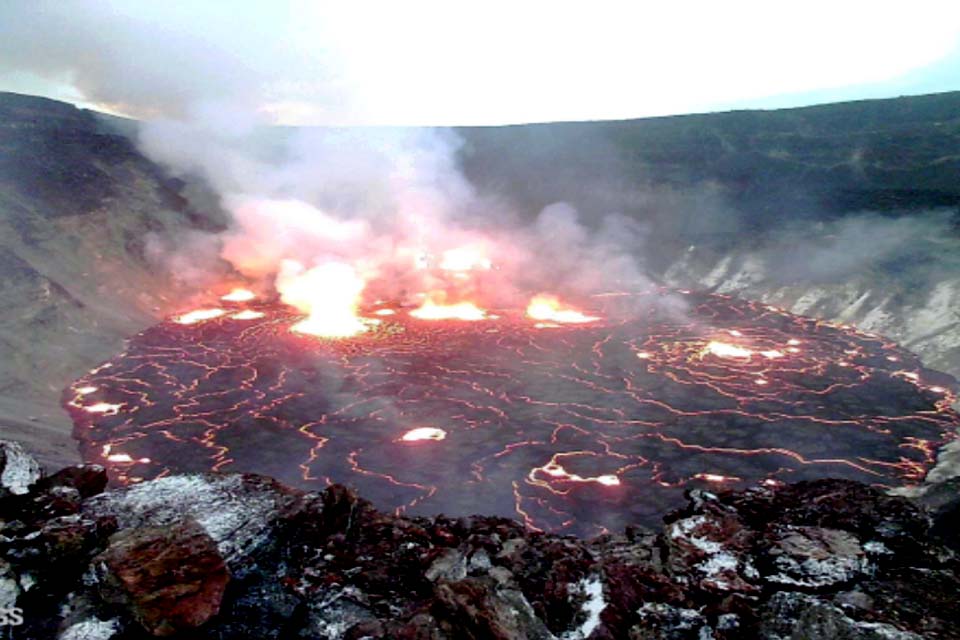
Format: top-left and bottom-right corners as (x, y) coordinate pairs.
(0, 93), (227, 466)
(661, 241), (960, 386)
(0, 441), (956, 639)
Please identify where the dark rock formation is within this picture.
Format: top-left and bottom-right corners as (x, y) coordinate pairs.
(95, 518), (229, 636)
(915, 476), (960, 551)
(0, 443), (956, 639)
(0, 92), (230, 468)
(456, 91), (960, 223)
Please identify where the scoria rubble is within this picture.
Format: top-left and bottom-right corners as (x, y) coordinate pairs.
(0, 439), (956, 639)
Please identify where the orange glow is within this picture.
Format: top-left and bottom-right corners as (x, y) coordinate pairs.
(230, 310), (266, 320)
(175, 309), (226, 325)
(84, 402), (123, 415)
(693, 472), (741, 483)
(102, 445), (150, 464)
(221, 288), (256, 302)
(400, 427), (447, 442)
(279, 260), (371, 338)
(536, 460), (621, 486)
(438, 245), (492, 272)
(410, 296), (487, 321)
(526, 294), (599, 324)
(703, 341), (753, 359)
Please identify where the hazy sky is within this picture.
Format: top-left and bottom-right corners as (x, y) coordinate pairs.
(1, 1), (959, 125)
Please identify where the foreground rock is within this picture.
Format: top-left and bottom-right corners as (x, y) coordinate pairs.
(0, 446), (956, 638)
(0, 440), (42, 498)
(95, 518), (229, 636)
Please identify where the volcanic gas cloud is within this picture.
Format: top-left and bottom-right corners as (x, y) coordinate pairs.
(62, 128), (960, 536)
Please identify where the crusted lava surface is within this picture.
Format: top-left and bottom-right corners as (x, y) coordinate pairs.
(64, 291), (959, 536)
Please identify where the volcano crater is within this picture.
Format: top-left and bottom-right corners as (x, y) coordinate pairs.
(65, 290), (959, 537)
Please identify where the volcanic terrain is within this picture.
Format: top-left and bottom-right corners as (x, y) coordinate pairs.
(66, 289), (959, 536)
(4, 91), (960, 475)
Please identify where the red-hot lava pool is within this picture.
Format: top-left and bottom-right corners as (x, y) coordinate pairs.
(64, 290), (959, 536)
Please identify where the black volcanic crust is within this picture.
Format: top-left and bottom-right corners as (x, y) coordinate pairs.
(0, 439), (957, 639)
(62, 293), (960, 537)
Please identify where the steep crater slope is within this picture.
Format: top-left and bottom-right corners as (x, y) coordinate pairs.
(0, 93), (227, 466)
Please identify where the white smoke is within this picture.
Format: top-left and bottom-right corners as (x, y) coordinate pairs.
(135, 111), (657, 315)
(0, 2), (667, 312)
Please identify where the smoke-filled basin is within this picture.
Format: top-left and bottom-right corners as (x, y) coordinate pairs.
(64, 290), (959, 537)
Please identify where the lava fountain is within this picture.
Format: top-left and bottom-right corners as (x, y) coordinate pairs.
(65, 290), (959, 536)
(277, 260), (374, 338)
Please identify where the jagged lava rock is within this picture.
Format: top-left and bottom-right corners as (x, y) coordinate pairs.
(95, 518), (229, 636)
(82, 472), (300, 570)
(0, 443), (957, 639)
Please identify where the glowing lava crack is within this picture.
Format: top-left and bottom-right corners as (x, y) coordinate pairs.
(64, 291), (959, 536)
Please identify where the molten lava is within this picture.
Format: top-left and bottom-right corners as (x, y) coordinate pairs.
(438, 245), (492, 272)
(703, 341), (753, 359)
(175, 309), (226, 325)
(526, 294), (600, 324)
(410, 295), (487, 321)
(65, 290), (960, 536)
(534, 459), (621, 487)
(81, 402), (122, 415)
(230, 310), (266, 320)
(278, 260), (371, 338)
(221, 288), (257, 302)
(400, 427), (447, 442)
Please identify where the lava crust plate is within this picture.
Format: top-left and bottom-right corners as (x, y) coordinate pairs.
(65, 291), (959, 536)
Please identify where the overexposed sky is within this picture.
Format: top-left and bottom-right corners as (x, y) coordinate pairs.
(1, 1), (959, 125)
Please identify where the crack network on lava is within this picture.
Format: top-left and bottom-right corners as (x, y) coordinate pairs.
(64, 290), (960, 536)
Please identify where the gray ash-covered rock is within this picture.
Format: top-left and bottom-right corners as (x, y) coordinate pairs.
(0, 440), (42, 497)
(0, 443), (957, 638)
